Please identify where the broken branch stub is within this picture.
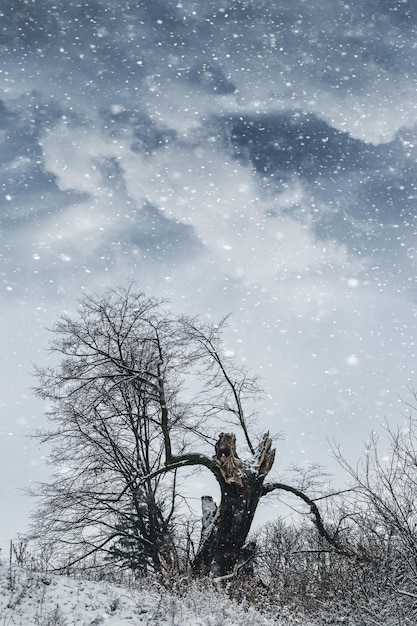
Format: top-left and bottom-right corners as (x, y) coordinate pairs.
(257, 432), (276, 477)
(215, 433), (244, 486)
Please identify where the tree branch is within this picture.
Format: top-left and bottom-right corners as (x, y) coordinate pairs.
(49, 534), (119, 573)
(139, 452), (224, 488)
(262, 481), (349, 554)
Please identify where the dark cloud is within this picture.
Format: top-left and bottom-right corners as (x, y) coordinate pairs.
(132, 203), (202, 261)
(228, 112), (367, 178)
(227, 112), (417, 242)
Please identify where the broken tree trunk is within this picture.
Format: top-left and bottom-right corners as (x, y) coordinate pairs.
(193, 432), (275, 577)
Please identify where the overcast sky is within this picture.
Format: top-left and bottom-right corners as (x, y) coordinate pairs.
(2, 0), (417, 553)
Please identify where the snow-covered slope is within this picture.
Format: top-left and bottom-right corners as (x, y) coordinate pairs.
(0, 561), (305, 625)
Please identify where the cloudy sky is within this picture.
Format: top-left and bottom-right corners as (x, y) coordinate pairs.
(2, 0), (417, 552)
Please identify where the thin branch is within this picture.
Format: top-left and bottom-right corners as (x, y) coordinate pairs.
(139, 453), (224, 488)
(50, 534), (118, 573)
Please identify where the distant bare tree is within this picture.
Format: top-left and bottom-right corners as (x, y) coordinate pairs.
(331, 407), (417, 623)
(31, 286), (338, 578)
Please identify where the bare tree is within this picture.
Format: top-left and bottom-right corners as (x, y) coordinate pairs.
(31, 286), (337, 578)
(331, 408), (417, 623)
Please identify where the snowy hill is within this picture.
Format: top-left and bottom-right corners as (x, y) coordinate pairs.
(0, 561), (310, 625)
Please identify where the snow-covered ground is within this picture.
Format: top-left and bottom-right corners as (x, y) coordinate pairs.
(0, 561), (311, 625)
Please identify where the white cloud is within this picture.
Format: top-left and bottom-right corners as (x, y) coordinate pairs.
(39, 115), (355, 293)
(121, 137), (353, 287)
(40, 121), (126, 194)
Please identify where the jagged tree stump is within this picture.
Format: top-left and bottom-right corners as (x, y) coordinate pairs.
(193, 432), (276, 577)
